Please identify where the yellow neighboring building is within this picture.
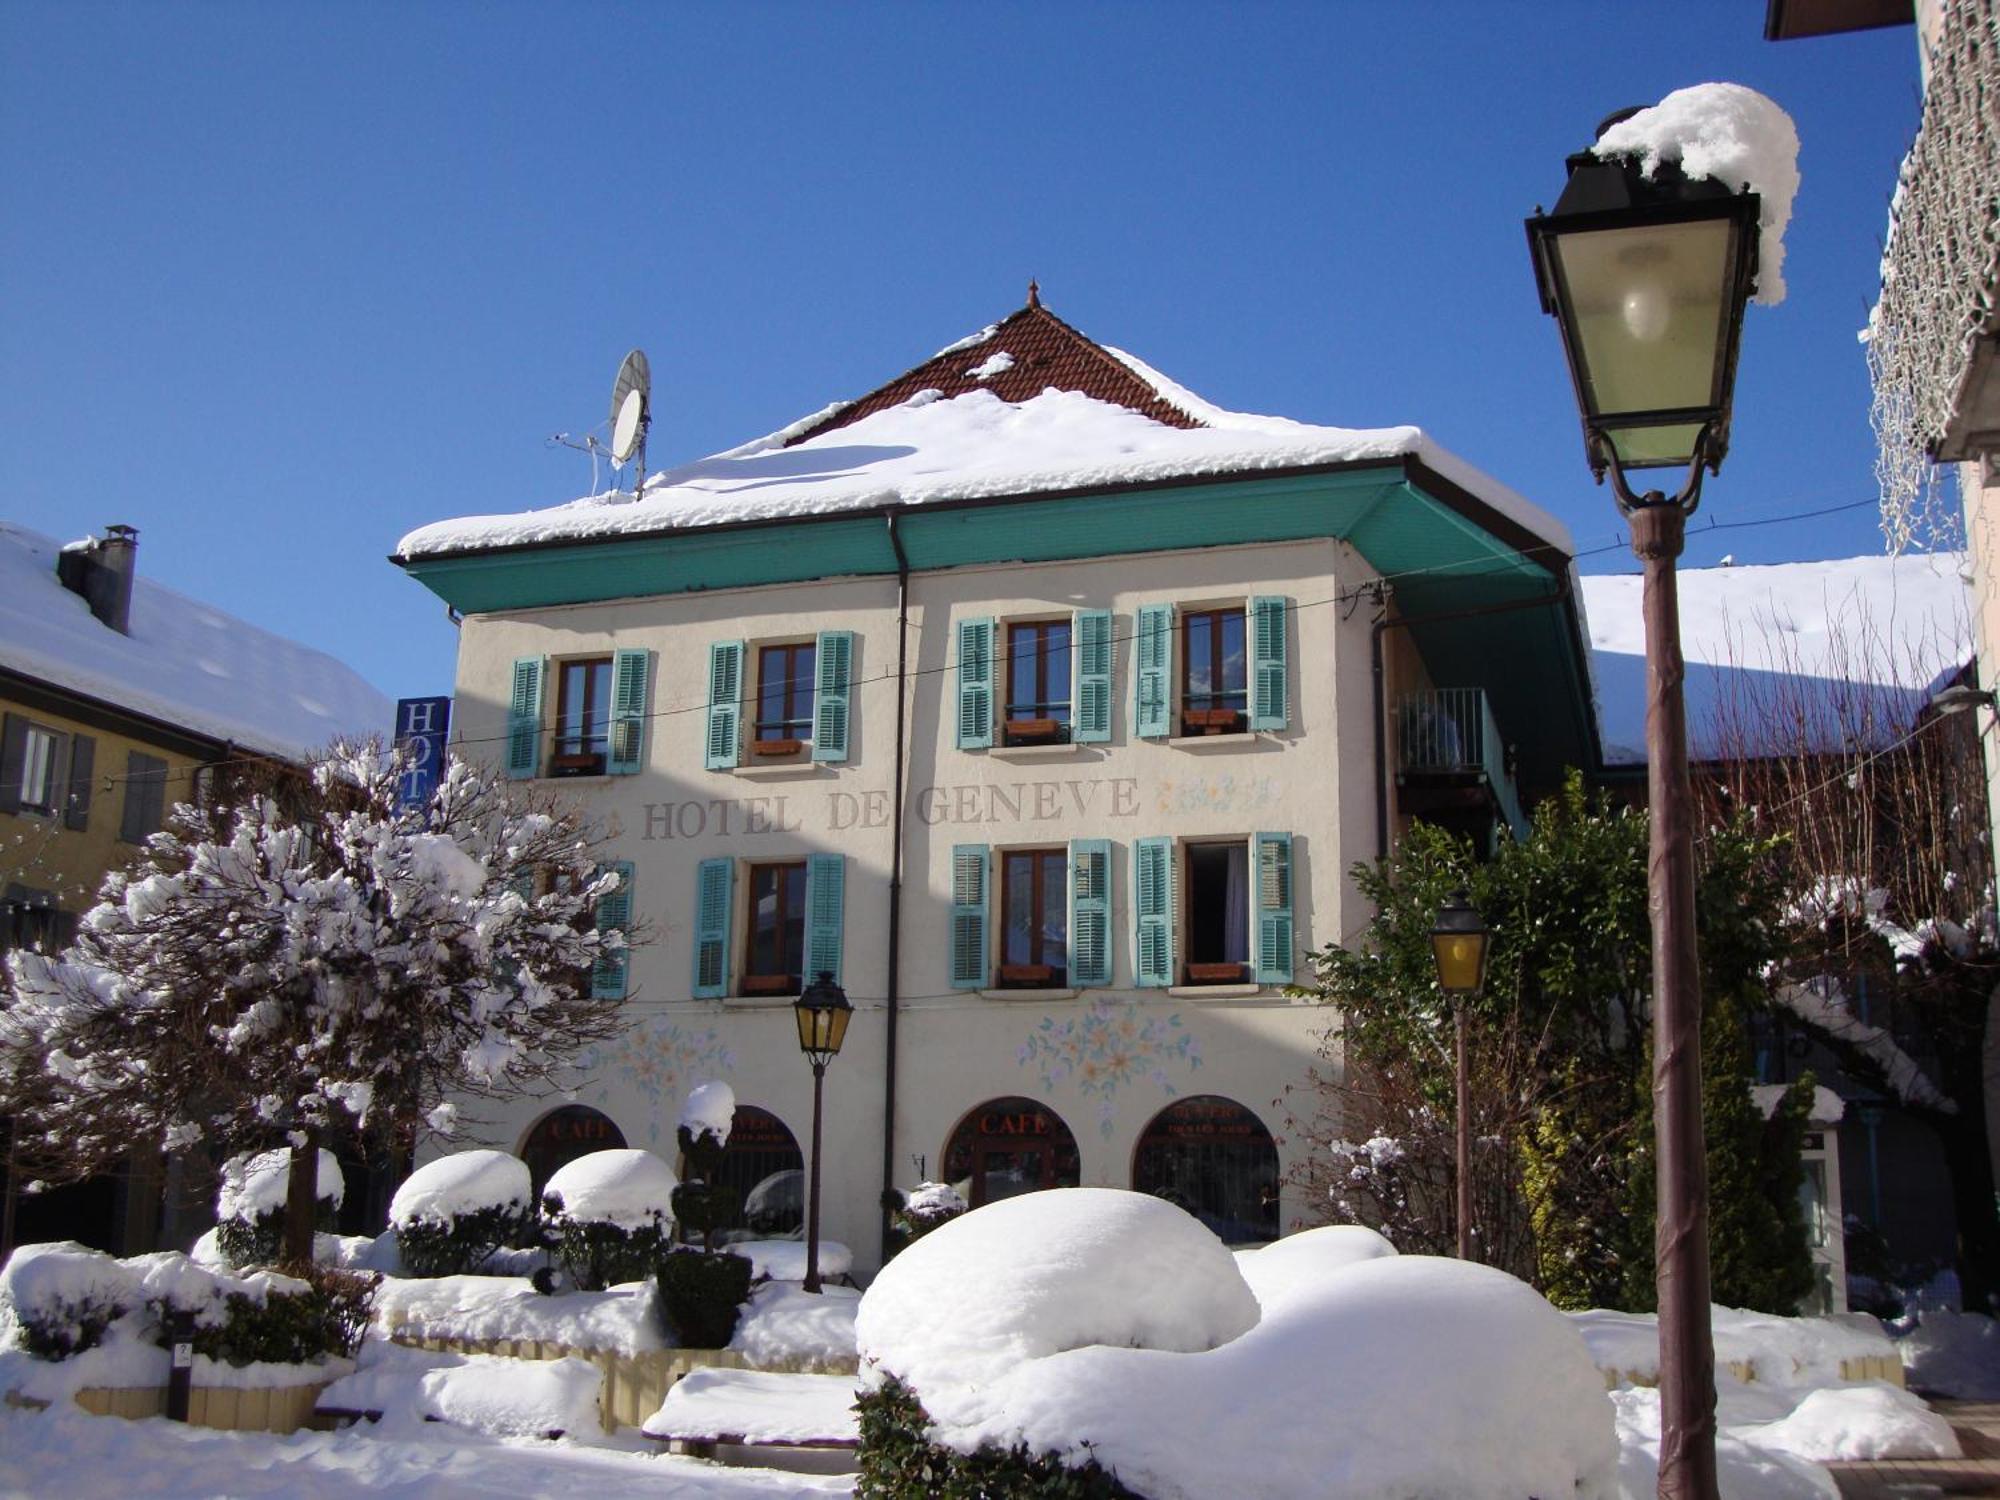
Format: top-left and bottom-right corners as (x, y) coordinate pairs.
(1, 520), (392, 1254)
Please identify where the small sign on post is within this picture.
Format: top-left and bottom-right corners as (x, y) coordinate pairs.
(394, 696), (453, 816)
(165, 1309), (195, 1422)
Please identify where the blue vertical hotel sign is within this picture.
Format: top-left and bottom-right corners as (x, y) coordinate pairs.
(394, 696), (453, 813)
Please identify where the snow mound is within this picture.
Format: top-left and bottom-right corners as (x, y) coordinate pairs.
(373, 1275), (664, 1357)
(1571, 1304), (1895, 1387)
(1613, 1387), (1837, 1499)
(642, 1367), (861, 1444)
(389, 1150), (531, 1229)
(1235, 1224), (1396, 1310)
(945, 1255), (1618, 1500)
(902, 1181), (965, 1218)
(541, 1149), (676, 1233)
(1896, 1309), (2000, 1398)
(728, 1281), (860, 1371)
(856, 1188), (1259, 1411)
(726, 1239), (850, 1284)
(680, 1081), (735, 1145)
(320, 1340), (602, 1438)
(1745, 1383), (1960, 1463)
(217, 1148), (345, 1221)
(0, 1243), (138, 1328)
(1592, 82), (1800, 306)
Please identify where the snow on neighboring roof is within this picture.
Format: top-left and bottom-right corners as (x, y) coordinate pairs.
(1579, 552), (1971, 764)
(0, 523), (393, 761)
(396, 385), (1572, 562)
(1593, 82), (1801, 306)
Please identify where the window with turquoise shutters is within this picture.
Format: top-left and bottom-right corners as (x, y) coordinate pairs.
(592, 861), (635, 1000)
(1134, 604), (1174, 739)
(1134, 836), (1174, 986)
(607, 648), (652, 774)
(956, 619), (994, 750)
(705, 641), (744, 770)
(803, 852), (846, 985)
(692, 857), (733, 998)
(506, 657), (544, 779)
(949, 844), (989, 988)
(1073, 610), (1112, 742)
(1249, 597), (1289, 731)
(1253, 832), (1294, 984)
(812, 631), (854, 763)
(1068, 839), (1112, 987)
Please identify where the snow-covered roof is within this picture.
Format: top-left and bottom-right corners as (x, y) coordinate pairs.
(0, 522), (394, 762)
(395, 304), (1573, 562)
(1579, 552), (1972, 765)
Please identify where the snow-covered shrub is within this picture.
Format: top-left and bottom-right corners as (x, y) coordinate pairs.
(389, 1150), (535, 1277)
(657, 1085), (752, 1345)
(188, 1264), (374, 1365)
(213, 1148), (345, 1269)
(890, 1180), (966, 1247)
(541, 1149), (676, 1291)
(656, 1246), (755, 1348)
(856, 1375), (1144, 1499)
(0, 1242), (137, 1359)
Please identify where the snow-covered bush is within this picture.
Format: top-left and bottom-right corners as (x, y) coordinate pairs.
(542, 1149), (676, 1291)
(389, 1150), (535, 1277)
(656, 1247), (754, 1349)
(657, 1084), (752, 1346)
(213, 1148), (345, 1269)
(890, 1180), (966, 1247)
(0, 1242), (137, 1359)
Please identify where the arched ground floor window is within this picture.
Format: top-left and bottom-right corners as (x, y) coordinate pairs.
(1132, 1095), (1279, 1245)
(712, 1105), (804, 1241)
(520, 1105), (625, 1202)
(943, 1096), (1080, 1208)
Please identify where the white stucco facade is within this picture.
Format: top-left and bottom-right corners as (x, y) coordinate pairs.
(443, 537), (1387, 1273)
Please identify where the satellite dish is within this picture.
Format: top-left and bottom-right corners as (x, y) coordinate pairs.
(609, 349), (651, 468)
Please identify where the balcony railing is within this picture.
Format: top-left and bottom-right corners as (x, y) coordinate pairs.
(1397, 688), (1527, 839)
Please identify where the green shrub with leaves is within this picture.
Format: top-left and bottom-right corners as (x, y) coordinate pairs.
(856, 1376), (1143, 1499)
(655, 1247), (755, 1348)
(178, 1266), (376, 1367)
(12, 1292), (125, 1360)
(395, 1203), (535, 1278)
(543, 1217), (665, 1292)
(890, 1182), (967, 1248)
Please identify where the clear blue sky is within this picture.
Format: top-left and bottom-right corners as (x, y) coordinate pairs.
(2, 2), (1924, 711)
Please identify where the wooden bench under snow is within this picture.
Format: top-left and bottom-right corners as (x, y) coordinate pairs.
(641, 1367), (862, 1453)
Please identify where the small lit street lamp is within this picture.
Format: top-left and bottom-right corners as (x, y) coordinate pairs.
(1429, 890), (1490, 1264)
(794, 971), (852, 1294)
(1528, 113), (1763, 1500)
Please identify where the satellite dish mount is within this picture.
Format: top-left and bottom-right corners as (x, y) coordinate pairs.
(610, 349), (652, 492)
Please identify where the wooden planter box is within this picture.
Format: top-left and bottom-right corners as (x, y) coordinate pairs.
(998, 963), (1055, 986)
(56, 1378), (334, 1433)
(750, 738), (804, 758)
(1186, 962), (1248, 985)
(741, 974), (796, 996)
(549, 751), (606, 776)
(1182, 709), (1245, 735)
(1002, 718), (1064, 744)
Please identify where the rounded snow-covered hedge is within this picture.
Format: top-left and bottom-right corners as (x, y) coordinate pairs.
(390, 1150), (534, 1277)
(214, 1148), (346, 1269)
(542, 1149), (676, 1291)
(1234, 1224), (1396, 1311)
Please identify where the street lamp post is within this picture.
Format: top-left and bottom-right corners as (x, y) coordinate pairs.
(1430, 890), (1490, 1263)
(1528, 114), (1762, 1500)
(793, 971), (852, 1295)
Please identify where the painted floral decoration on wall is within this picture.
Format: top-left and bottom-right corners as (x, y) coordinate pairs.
(571, 1020), (734, 1143)
(1018, 1000), (1201, 1136)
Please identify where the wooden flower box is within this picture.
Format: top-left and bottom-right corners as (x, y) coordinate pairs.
(741, 974), (797, 996)
(1186, 962), (1248, 985)
(997, 963), (1055, 986)
(750, 738), (805, 758)
(1182, 709), (1244, 735)
(1002, 718), (1064, 744)
(549, 751), (606, 776)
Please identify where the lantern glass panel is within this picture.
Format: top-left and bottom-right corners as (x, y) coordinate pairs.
(1431, 931), (1488, 996)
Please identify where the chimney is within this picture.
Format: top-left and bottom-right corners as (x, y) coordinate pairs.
(55, 524), (140, 635)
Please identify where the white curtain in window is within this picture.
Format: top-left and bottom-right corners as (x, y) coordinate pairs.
(1223, 843), (1249, 963)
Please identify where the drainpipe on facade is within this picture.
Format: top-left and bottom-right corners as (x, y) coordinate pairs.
(1370, 573), (1574, 861)
(881, 514), (912, 1264)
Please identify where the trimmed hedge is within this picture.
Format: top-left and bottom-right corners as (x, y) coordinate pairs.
(655, 1248), (754, 1348)
(855, 1376), (1143, 1499)
(181, 1266), (375, 1366)
(395, 1203), (535, 1278)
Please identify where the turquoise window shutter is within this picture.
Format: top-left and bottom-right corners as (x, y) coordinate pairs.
(705, 641), (744, 770)
(956, 618), (994, 749)
(949, 844), (989, 989)
(1134, 836), (1174, 986)
(692, 857), (734, 998)
(804, 852), (846, 986)
(1249, 596), (1289, 731)
(1254, 832), (1295, 984)
(812, 630), (854, 763)
(1069, 839), (1112, 987)
(505, 657), (544, 779)
(1073, 610), (1112, 743)
(591, 860), (635, 1000)
(1134, 604), (1174, 739)
(608, 648), (652, 774)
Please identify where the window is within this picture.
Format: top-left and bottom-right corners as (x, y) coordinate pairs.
(19, 726), (63, 812)
(1004, 622), (1071, 744)
(0, 715), (92, 828)
(1133, 1096), (1279, 1245)
(944, 1097), (1081, 1207)
(744, 861), (808, 994)
(1182, 607), (1247, 733)
(553, 656), (612, 774)
(520, 1105), (626, 1204)
(1133, 832), (1293, 988)
(754, 643), (816, 753)
(120, 752), (169, 843)
(999, 849), (1068, 986)
(1, 884), (78, 957)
